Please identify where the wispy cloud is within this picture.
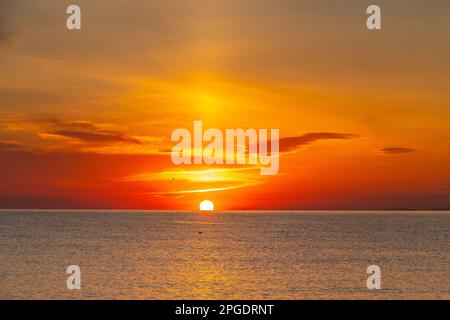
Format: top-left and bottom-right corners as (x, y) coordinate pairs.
(127, 167), (263, 197)
(126, 167), (261, 183)
(147, 182), (259, 197)
(51, 130), (141, 145)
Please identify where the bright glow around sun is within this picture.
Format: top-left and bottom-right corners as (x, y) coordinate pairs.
(199, 200), (214, 211)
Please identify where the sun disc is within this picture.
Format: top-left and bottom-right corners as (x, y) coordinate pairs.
(199, 200), (214, 211)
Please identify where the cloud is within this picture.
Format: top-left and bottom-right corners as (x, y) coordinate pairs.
(126, 167), (261, 183)
(380, 147), (416, 154)
(36, 119), (105, 132)
(127, 167), (262, 197)
(41, 119), (142, 145)
(0, 115), (155, 155)
(279, 132), (358, 153)
(163, 131), (358, 158)
(51, 130), (141, 145)
(5, 117), (143, 145)
(0, 141), (29, 152)
(147, 183), (259, 197)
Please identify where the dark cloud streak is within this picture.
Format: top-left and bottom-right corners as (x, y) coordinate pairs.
(380, 147), (416, 154)
(279, 132), (358, 153)
(16, 117), (142, 145)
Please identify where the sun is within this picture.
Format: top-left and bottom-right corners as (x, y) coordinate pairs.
(199, 200), (214, 212)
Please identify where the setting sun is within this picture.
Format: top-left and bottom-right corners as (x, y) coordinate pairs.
(199, 200), (214, 211)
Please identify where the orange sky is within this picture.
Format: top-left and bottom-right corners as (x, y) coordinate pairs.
(0, 1), (449, 210)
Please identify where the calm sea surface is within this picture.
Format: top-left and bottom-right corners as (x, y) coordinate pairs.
(0, 210), (449, 299)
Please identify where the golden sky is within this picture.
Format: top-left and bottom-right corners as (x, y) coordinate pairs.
(0, 0), (449, 210)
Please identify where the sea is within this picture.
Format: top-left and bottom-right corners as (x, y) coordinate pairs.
(0, 210), (449, 299)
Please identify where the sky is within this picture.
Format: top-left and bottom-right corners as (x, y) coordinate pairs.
(0, 0), (449, 210)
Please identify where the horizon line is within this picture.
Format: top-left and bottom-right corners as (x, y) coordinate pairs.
(1, 208), (449, 213)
